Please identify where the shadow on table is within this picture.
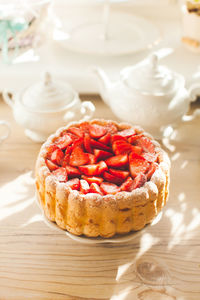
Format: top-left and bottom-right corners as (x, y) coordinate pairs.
(0, 150), (200, 300)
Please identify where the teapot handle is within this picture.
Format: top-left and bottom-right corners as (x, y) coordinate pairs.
(2, 89), (15, 109)
(182, 82), (200, 123)
(80, 101), (95, 121)
(182, 108), (200, 123)
(188, 82), (200, 103)
(0, 120), (11, 143)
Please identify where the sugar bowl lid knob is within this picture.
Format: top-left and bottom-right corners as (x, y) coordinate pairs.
(21, 71), (75, 111)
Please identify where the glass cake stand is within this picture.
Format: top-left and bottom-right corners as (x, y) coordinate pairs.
(55, 0), (161, 56)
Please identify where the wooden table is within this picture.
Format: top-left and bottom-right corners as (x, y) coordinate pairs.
(0, 95), (200, 300)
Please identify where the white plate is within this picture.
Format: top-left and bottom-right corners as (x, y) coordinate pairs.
(35, 196), (163, 244)
(55, 12), (161, 56)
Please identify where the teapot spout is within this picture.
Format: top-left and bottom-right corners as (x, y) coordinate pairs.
(91, 66), (112, 106)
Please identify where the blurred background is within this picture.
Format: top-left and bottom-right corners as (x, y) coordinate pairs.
(1, 0), (200, 141)
(0, 0), (200, 94)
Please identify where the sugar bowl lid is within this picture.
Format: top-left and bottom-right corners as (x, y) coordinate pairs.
(121, 53), (179, 96)
(21, 72), (75, 112)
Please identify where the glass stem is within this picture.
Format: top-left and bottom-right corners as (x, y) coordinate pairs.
(102, 0), (110, 40)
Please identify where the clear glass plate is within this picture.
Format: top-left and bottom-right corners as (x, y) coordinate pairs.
(55, 11), (161, 56)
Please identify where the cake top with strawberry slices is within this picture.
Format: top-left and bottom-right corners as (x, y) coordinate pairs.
(39, 119), (165, 196)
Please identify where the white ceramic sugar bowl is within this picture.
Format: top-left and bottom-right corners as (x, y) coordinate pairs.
(93, 53), (200, 138)
(3, 72), (95, 142)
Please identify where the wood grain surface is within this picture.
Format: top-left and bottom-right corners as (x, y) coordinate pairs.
(0, 95), (200, 300)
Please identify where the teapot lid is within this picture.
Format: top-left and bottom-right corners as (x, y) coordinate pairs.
(121, 54), (178, 96)
(21, 72), (75, 112)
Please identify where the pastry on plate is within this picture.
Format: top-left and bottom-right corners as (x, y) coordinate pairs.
(182, 0), (200, 51)
(35, 119), (170, 238)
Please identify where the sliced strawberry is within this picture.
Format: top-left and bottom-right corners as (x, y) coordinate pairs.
(106, 154), (128, 168)
(132, 173), (147, 189)
(120, 177), (134, 192)
(103, 171), (123, 185)
(79, 122), (90, 133)
(99, 132), (111, 145)
(117, 143), (133, 155)
(109, 168), (129, 180)
(88, 154), (97, 164)
(146, 162), (158, 180)
(97, 161), (108, 174)
(90, 183), (103, 195)
(136, 137), (155, 154)
(66, 178), (80, 190)
(65, 132), (80, 142)
(131, 145), (143, 155)
(65, 165), (81, 178)
(71, 137), (84, 149)
(62, 153), (70, 167)
(52, 167), (68, 182)
(89, 124), (107, 139)
(111, 134), (127, 142)
(80, 179), (90, 194)
(82, 175), (104, 185)
(117, 128), (136, 138)
(65, 145), (73, 155)
(84, 134), (93, 153)
(79, 161), (107, 176)
(142, 152), (158, 163)
(90, 138), (112, 152)
(55, 134), (73, 150)
(100, 182), (119, 195)
(128, 134), (143, 145)
(67, 127), (84, 138)
(46, 159), (59, 171)
(129, 152), (145, 160)
(106, 123), (118, 134)
(51, 149), (64, 165)
(94, 149), (113, 161)
(129, 152), (150, 178)
(79, 164), (99, 176)
(112, 140), (132, 155)
(46, 144), (59, 159)
(116, 172), (147, 190)
(69, 146), (89, 167)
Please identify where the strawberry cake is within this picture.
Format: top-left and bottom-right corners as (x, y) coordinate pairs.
(35, 119), (170, 238)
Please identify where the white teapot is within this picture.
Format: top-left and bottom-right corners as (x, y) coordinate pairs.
(3, 72), (95, 142)
(93, 53), (200, 138)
